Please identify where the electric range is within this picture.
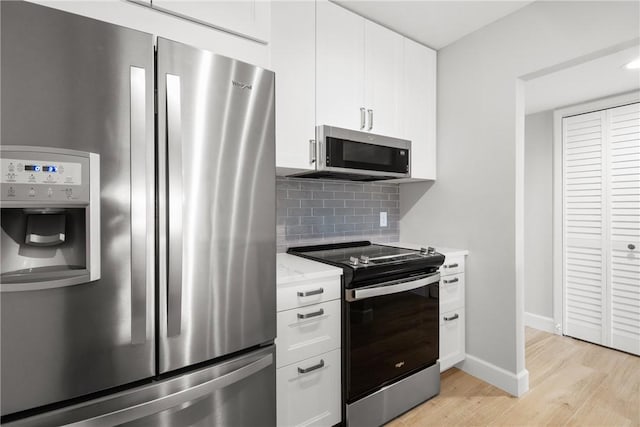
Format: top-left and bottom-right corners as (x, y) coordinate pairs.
(287, 241), (445, 427)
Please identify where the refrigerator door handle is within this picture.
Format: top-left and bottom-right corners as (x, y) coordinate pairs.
(63, 353), (274, 427)
(130, 66), (151, 345)
(165, 74), (183, 337)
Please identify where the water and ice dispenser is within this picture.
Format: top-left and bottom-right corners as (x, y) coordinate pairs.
(0, 146), (100, 291)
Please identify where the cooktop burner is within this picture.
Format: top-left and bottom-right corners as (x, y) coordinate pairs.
(287, 241), (445, 288)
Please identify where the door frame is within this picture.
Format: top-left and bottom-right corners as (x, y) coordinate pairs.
(552, 90), (640, 335)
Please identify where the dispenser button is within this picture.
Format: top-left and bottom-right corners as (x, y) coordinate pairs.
(7, 186), (15, 197)
(65, 188), (73, 198)
(47, 188), (53, 198)
(28, 187), (36, 197)
(8, 163), (15, 172)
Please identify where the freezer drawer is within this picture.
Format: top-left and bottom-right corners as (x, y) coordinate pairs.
(3, 346), (276, 427)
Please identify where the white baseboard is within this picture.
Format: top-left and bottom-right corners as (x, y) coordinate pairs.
(524, 312), (557, 334)
(457, 355), (529, 397)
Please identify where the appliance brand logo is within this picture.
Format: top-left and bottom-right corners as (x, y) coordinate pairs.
(395, 361), (405, 368)
(232, 80), (253, 91)
(400, 151), (406, 156)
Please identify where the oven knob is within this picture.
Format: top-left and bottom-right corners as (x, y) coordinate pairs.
(349, 256), (359, 266)
(360, 255), (369, 264)
(427, 246), (436, 255)
(420, 247), (428, 254)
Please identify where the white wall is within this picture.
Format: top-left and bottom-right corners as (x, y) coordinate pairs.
(28, 1), (269, 68)
(400, 0), (639, 391)
(524, 111), (553, 319)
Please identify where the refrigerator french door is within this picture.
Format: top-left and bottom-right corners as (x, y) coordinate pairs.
(1, 1), (156, 416)
(1, 2), (276, 425)
(156, 37), (276, 374)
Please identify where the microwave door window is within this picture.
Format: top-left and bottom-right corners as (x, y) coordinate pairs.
(327, 137), (408, 174)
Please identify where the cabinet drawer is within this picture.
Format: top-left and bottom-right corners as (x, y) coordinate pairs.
(277, 348), (341, 427)
(439, 255), (465, 276)
(276, 299), (341, 368)
(277, 276), (341, 312)
(439, 309), (465, 372)
(439, 273), (464, 313)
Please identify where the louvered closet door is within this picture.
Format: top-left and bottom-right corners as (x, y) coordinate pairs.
(608, 103), (640, 355)
(563, 102), (640, 356)
(563, 111), (606, 345)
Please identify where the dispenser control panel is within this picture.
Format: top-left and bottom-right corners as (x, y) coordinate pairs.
(1, 158), (82, 186)
(1, 147), (92, 203)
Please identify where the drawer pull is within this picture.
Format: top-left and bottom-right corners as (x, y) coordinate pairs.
(298, 359), (325, 374)
(444, 314), (459, 321)
(443, 278), (459, 284)
(443, 263), (459, 269)
(297, 288), (324, 297)
(297, 308), (324, 319)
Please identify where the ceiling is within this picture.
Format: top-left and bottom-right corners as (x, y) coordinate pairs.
(525, 45), (640, 114)
(333, 0), (535, 50)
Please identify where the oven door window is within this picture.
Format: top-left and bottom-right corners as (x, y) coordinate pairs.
(347, 283), (439, 403)
(325, 137), (409, 174)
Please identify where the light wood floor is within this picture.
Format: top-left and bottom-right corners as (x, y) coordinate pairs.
(387, 327), (640, 426)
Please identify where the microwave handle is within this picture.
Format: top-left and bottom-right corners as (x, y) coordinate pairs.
(309, 139), (316, 164)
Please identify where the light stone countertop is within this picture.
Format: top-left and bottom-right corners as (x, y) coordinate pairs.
(276, 253), (342, 286)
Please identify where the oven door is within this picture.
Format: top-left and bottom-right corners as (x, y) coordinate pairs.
(345, 273), (439, 403)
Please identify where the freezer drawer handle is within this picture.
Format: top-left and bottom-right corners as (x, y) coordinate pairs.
(443, 278), (459, 284)
(63, 353), (274, 427)
(443, 263), (459, 269)
(444, 314), (459, 321)
(297, 288), (324, 297)
(298, 359), (324, 374)
(297, 308), (324, 319)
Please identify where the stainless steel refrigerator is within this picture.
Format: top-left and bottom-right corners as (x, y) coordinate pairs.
(0, 2), (276, 425)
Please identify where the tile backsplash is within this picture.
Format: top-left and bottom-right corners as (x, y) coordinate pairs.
(276, 177), (400, 252)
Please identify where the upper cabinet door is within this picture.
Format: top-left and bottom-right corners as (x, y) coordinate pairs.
(403, 38), (437, 180)
(151, 1), (270, 43)
(316, 0), (365, 131)
(271, 0), (316, 174)
(364, 21), (403, 137)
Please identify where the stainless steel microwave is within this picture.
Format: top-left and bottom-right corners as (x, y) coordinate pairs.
(294, 125), (411, 181)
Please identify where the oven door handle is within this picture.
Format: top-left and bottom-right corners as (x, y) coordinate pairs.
(345, 273), (440, 302)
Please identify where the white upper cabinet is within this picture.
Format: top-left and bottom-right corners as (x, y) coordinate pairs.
(271, 0), (437, 181)
(271, 0), (316, 175)
(316, 0), (365, 132)
(363, 20), (403, 137)
(402, 37), (437, 180)
(150, 0), (270, 43)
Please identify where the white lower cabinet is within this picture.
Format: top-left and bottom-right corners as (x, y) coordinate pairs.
(276, 260), (342, 427)
(276, 299), (341, 368)
(438, 253), (467, 372)
(439, 309), (465, 370)
(277, 348), (341, 427)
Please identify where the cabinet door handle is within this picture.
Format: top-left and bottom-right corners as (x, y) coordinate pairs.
(367, 109), (373, 131)
(309, 139), (316, 164)
(297, 308), (324, 319)
(297, 359), (324, 374)
(297, 288), (324, 297)
(444, 314), (459, 321)
(443, 263), (459, 269)
(360, 107), (366, 130)
(443, 278), (459, 284)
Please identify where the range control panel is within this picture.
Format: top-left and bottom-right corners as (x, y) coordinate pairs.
(1, 148), (92, 203)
